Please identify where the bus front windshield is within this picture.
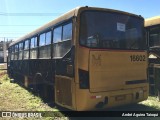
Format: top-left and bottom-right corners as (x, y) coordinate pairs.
(79, 11), (146, 50)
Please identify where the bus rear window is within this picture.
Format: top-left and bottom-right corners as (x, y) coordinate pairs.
(80, 11), (146, 50)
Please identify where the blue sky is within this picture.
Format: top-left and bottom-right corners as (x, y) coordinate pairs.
(0, 0), (160, 41)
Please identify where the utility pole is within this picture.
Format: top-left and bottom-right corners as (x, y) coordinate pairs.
(3, 37), (7, 63)
(2, 37), (7, 70)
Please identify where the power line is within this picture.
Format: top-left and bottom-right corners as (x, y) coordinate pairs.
(0, 31), (29, 32)
(0, 36), (18, 38)
(0, 12), (62, 16)
(0, 33), (26, 34)
(0, 37), (18, 39)
(0, 31), (33, 33)
(0, 25), (40, 26)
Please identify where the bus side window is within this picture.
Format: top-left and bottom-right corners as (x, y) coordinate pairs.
(39, 33), (45, 46)
(62, 23), (72, 54)
(39, 31), (51, 59)
(63, 23), (72, 40)
(30, 37), (38, 59)
(53, 26), (62, 43)
(11, 46), (15, 60)
(24, 40), (30, 59)
(31, 37), (35, 48)
(46, 31), (51, 45)
(19, 42), (23, 60)
(14, 44), (19, 60)
(8, 48), (11, 62)
(53, 26), (62, 58)
(53, 23), (72, 58)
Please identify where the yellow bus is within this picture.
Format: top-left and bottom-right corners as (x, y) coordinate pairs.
(8, 6), (148, 111)
(145, 16), (160, 96)
(145, 16), (160, 58)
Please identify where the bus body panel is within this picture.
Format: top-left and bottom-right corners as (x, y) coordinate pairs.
(89, 50), (148, 92)
(76, 46), (89, 73)
(55, 75), (76, 110)
(75, 84), (148, 111)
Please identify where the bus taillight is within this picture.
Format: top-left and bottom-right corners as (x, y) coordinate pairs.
(79, 69), (89, 89)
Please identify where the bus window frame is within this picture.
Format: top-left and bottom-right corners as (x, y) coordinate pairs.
(53, 26), (62, 43)
(78, 10), (145, 50)
(46, 31), (52, 45)
(11, 45), (15, 60)
(24, 39), (30, 50)
(14, 44), (19, 60)
(23, 39), (30, 60)
(38, 30), (52, 59)
(30, 36), (38, 59)
(52, 20), (73, 59)
(18, 42), (24, 60)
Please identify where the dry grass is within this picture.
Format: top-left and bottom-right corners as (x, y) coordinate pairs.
(0, 73), (68, 120)
(140, 96), (160, 110)
(1, 70), (160, 119)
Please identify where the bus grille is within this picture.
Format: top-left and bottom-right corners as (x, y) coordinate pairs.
(55, 76), (72, 107)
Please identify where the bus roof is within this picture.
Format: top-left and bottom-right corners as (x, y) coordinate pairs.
(145, 16), (160, 27)
(9, 6), (143, 47)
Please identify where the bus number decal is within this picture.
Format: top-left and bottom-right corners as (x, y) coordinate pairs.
(130, 55), (146, 62)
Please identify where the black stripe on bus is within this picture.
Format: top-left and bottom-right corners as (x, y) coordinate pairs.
(125, 80), (147, 85)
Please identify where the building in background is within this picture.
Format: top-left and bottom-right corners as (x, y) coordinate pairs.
(0, 40), (12, 63)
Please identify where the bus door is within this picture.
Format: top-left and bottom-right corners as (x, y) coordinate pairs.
(54, 46), (75, 108)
